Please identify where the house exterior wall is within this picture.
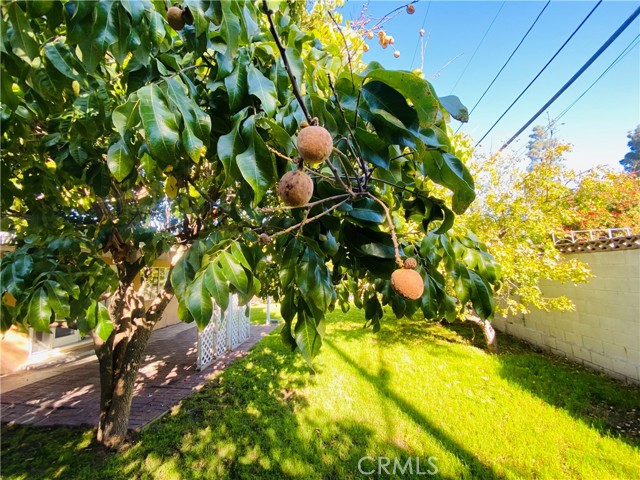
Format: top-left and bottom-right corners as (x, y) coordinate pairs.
(493, 249), (640, 384)
(1, 293), (182, 375)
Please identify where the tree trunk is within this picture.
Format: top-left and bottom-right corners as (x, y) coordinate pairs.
(467, 315), (499, 354)
(94, 324), (153, 449)
(93, 276), (175, 449)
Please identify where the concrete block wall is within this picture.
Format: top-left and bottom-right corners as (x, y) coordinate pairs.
(493, 249), (640, 384)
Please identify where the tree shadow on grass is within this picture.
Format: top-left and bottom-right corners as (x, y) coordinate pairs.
(323, 337), (506, 480)
(93, 331), (438, 480)
(445, 321), (640, 449)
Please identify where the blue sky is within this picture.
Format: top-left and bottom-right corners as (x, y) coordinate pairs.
(340, 0), (640, 172)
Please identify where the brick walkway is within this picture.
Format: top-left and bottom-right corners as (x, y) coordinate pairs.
(1, 322), (278, 430)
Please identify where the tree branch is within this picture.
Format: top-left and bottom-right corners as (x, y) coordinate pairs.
(271, 198), (351, 240)
(259, 193), (350, 213)
(261, 0), (312, 123)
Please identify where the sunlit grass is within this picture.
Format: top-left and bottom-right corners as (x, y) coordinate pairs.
(2, 308), (639, 479)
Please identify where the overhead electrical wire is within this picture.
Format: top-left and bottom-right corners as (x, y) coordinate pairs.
(456, 0), (551, 134)
(555, 32), (640, 123)
(498, 5), (640, 152)
(410, 1), (431, 69)
(450, 1), (506, 94)
(509, 31), (640, 159)
(475, 0), (603, 148)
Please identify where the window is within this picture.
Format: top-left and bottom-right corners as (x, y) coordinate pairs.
(142, 267), (169, 301)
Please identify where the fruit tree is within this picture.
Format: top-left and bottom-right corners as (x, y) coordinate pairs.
(0, 0), (498, 448)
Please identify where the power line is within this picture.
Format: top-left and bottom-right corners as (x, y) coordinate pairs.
(555, 32), (640, 123)
(460, 0), (550, 129)
(499, 5), (640, 152)
(450, 1), (506, 94)
(510, 31), (640, 158)
(410, 1), (431, 69)
(475, 0), (603, 148)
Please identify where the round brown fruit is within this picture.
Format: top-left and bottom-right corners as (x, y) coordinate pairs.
(259, 233), (271, 244)
(391, 268), (424, 300)
(296, 126), (333, 165)
(167, 6), (185, 30)
(403, 257), (417, 269)
(277, 170), (313, 207)
(407, 4), (416, 14)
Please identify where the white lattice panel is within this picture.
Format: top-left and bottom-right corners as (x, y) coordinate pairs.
(197, 295), (251, 370)
(196, 304), (220, 371)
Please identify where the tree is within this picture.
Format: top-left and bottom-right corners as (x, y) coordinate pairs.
(525, 122), (567, 167)
(620, 125), (640, 174)
(0, 0), (498, 449)
(451, 129), (592, 318)
(567, 168), (640, 233)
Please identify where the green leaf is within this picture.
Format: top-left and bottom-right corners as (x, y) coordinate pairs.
(220, 1), (241, 57)
(163, 77), (211, 162)
(236, 116), (276, 204)
(43, 41), (83, 80)
(106, 140), (135, 182)
(439, 95), (469, 123)
(171, 255), (195, 299)
(95, 315), (114, 342)
(203, 263), (229, 312)
(433, 204), (455, 234)
(365, 69), (439, 129)
(423, 151), (475, 214)
(121, 0), (149, 23)
(112, 94), (141, 137)
(355, 128), (390, 170)
(294, 313), (322, 366)
(7, 3), (39, 63)
(468, 269), (495, 319)
(27, 288), (52, 332)
(217, 114), (246, 184)
(186, 272), (213, 329)
(149, 10), (166, 48)
(247, 65), (278, 117)
(218, 251), (249, 295)
(86, 301), (112, 341)
(348, 197), (385, 224)
(43, 280), (70, 319)
(224, 53), (249, 112)
(92, 1), (118, 52)
(137, 83), (180, 166)
(361, 81), (418, 130)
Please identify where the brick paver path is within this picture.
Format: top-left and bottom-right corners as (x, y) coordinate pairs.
(1, 323), (278, 430)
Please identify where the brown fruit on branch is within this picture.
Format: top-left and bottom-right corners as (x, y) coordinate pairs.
(407, 4), (416, 14)
(391, 267), (424, 300)
(277, 170), (313, 207)
(403, 257), (417, 269)
(297, 126), (333, 165)
(167, 6), (185, 30)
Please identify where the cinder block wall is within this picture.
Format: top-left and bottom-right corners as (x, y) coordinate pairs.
(493, 249), (640, 384)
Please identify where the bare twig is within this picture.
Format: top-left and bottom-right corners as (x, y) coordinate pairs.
(327, 10), (355, 88)
(258, 193), (350, 212)
(366, 193), (403, 267)
(267, 146), (297, 164)
(261, 0), (312, 123)
(271, 198), (350, 239)
(430, 53), (464, 81)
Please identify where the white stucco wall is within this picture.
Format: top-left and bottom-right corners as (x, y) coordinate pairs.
(493, 249), (640, 384)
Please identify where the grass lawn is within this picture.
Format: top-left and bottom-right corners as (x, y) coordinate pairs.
(2, 306), (639, 479)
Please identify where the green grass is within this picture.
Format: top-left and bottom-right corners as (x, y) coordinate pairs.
(3, 307), (639, 479)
